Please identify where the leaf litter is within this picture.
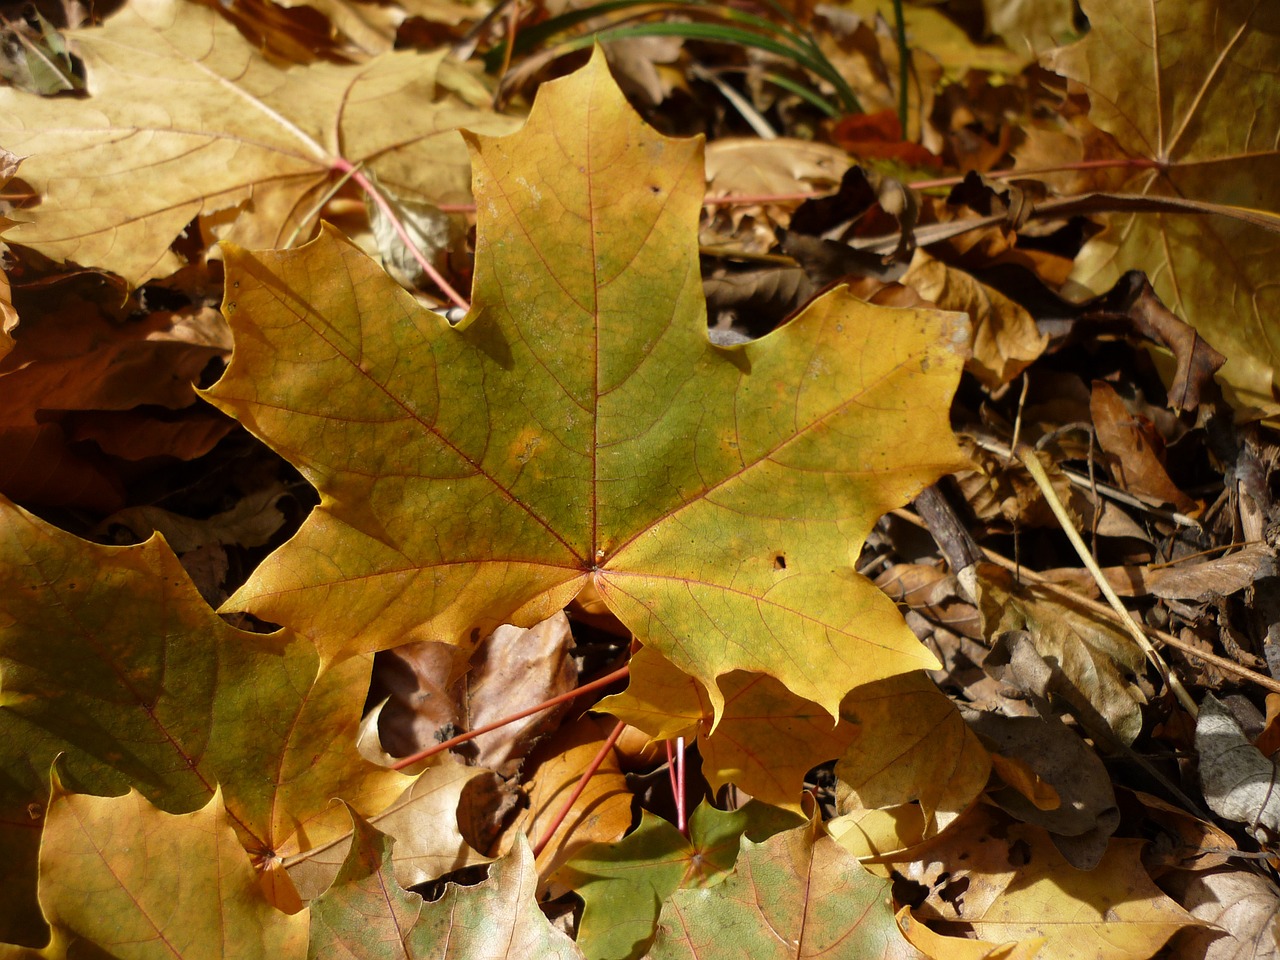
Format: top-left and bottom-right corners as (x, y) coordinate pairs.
(1, 0), (1280, 957)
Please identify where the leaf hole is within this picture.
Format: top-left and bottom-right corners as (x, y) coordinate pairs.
(773, 554), (786, 570)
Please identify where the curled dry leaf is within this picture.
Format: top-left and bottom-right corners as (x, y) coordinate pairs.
(1089, 380), (1196, 513)
(1197, 693), (1280, 839)
(964, 711), (1119, 870)
(977, 566), (1147, 744)
(513, 714), (632, 889)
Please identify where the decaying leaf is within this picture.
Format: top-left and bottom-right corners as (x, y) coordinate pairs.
(206, 50), (969, 722)
(1045, 0), (1280, 415)
(902, 804), (1199, 959)
(1197, 693), (1280, 839)
(0, 0), (515, 284)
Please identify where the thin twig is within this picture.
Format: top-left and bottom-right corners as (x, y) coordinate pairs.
(890, 507), (1280, 696)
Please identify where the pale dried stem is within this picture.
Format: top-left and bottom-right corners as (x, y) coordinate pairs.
(1018, 446), (1198, 714)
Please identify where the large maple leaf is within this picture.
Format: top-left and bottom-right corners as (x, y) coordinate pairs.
(207, 51), (967, 721)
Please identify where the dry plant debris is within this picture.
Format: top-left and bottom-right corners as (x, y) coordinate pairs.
(1, 0), (1279, 957)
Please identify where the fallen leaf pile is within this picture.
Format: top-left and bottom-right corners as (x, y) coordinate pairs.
(2, 0), (1279, 957)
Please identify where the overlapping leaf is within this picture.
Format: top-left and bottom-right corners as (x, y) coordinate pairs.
(560, 802), (803, 960)
(0, 495), (404, 946)
(0, 0), (515, 284)
(37, 782), (308, 959)
(644, 819), (920, 960)
(310, 811), (584, 959)
(206, 50), (969, 721)
(1045, 0), (1280, 413)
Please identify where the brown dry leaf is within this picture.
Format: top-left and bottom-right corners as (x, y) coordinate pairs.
(902, 804), (1199, 959)
(1090, 380), (1196, 513)
(965, 711), (1118, 870)
(371, 613), (578, 773)
(704, 138), (852, 199)
(977, 566), (1147, 744)
(1040, 543), (1270, 602)
(1044, 0), (1280, 416)
(831, 672), (991, 860)
(601, 645), (860, 813)
(0, 274), (231, 508)
(0, 0), (515, 284)
(95, 485), (289, 554)
(901, 249), (1048, 389)
(285, 761), (491, 900)
(514, 714), (632, 887)
(1197, 693), (1280, 839)
(1161, 868), (1280, 960)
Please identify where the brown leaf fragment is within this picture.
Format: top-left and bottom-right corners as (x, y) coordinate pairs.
(900, 249), (1047, 389)
(964, 711), (1119, 870)
(977, 569), (1147, 744)
(1071, 272), (1227, 413)
(1090, 379), (1196, 513)
(371, 613), (578, 774)
(1197, 693), (1280, 840)
(1161, 868), (1280, 960)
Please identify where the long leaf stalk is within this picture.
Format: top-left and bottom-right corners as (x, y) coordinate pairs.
(533, 719), (628, 857)
(390, 662), (632, 770)
(330, 156), (471, 313)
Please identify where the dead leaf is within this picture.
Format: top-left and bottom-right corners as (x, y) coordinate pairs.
(1161, 867), (1280, 960)
(1090, 379), (1196, 512)
(0, 0), (515, 284)
(1197, 693), (1280, 839)
(1045, 0), (1280, 416)
(902, 804), (1199, 959)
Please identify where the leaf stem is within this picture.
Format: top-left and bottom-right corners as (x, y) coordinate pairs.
(532, 718), (627, 858)
(891, 0), (909, 137)
(1017, 445), (1198, 716)
(390, 663), (631, 770)
(330, 157), (471, 312)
